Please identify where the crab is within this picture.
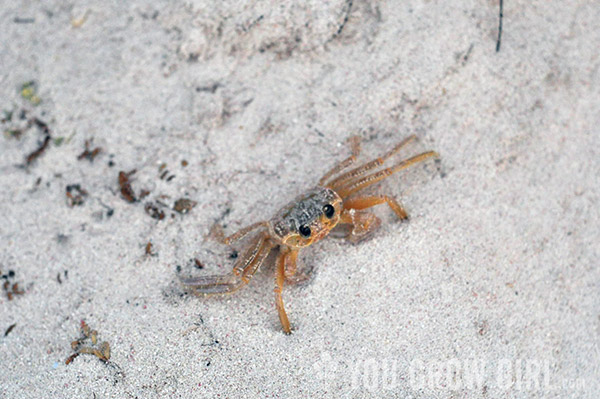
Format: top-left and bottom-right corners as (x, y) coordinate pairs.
(181, 135), (438, 334)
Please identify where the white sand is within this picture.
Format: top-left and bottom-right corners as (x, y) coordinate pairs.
(1, 1), (599, 398)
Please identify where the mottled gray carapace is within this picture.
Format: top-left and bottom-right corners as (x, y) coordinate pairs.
(270, 187), (342, 247)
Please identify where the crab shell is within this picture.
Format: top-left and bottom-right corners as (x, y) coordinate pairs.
(269, 187), (343, 248)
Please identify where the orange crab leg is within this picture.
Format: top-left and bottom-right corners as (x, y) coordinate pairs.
(337, 209), (382, 244)
(343, 195), (408, 220)
(283, 249), (299, 280)
(180, 273), (247, 295)
(211, 221), (270, 245)
(181, 233), (273, 295)
(336, 151), (438, 198)
(232, 232), (267, 277)
(275, 249), (292, 334)
(241, 239), (275, 281)
(327, 135), (416, 188)
(318, 136), (361, 185)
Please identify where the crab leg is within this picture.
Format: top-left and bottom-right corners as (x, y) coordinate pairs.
(241, 238), (275, 281)
(274, 249), (292, 334)
(336, 151), (438, 198)
(211, 221), (269, 245)
(327, 135), (416, 188)
(181, 233), (273, 295)
(180, 273), (247, 295)
(337, 209), (382, 244)
(318, 136), (361, 185)
(283, 249), (299, 280)
(343, 194), (408, 220)
(232, 232), (268, 277)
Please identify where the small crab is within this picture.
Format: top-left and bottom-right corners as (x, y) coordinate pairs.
(181, 135), (438, 334)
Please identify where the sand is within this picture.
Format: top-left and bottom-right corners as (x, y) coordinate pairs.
(1, 1), (599, 398)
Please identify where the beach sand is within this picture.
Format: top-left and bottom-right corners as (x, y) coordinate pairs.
(1, 1), (599, 397)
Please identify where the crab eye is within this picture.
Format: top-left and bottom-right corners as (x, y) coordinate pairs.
(299, 224), (311, 238)
(323, 204), (335, 219)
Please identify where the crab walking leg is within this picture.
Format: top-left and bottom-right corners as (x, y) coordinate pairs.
(241, 239), (275, 281)
(180, 273), (247, 295)
(281, 248), (313, 284)
(275, 249), (292, 334)
(210, 222), (269, 245)
(343, 195), (408, 220)
(327, 135), (416, 188)
(232, 232), (268, 277)
(279, 249), (298, 279)
(336, 151), (438, 198)
(318, 136), (361, 185)
(181, 234), (273, 295)
(338, 209), (383, 244)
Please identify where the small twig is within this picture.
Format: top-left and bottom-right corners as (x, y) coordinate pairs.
(25, 134), (51, 165)
(333, 0), (353, 39)
(5, 323), (17, 337)
(24, 118), (52, 165)
(14, 17), (35, 24)
(496, 0), (503, 52)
